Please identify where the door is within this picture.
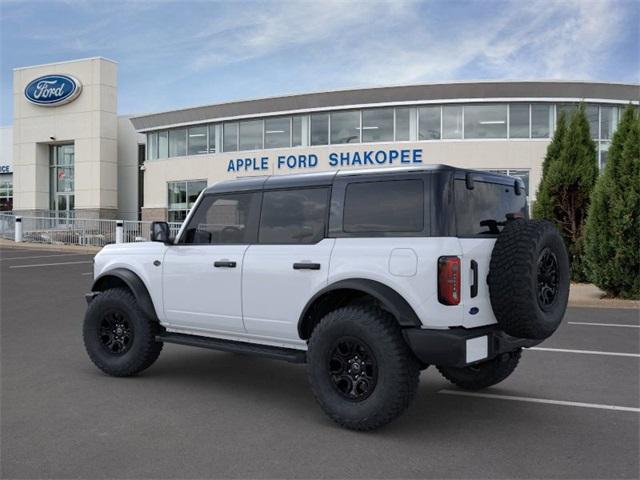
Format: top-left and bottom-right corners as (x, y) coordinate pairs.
(162, 191), (261, 335)
(242, 187), (334, 343)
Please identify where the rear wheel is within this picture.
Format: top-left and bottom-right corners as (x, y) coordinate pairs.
(437, 349), (521, 390)
(488, 219), (570, 340)
(307, 305), (420, 431)
(83, 288), (163, 376)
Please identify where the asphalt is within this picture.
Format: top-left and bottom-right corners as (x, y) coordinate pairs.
(1, 245), (638, 479)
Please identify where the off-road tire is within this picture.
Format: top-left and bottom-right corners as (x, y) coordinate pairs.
(488, 219), (569, 340)
(306, 305), (420, 431)
(437, 349), (521, 390)
(83, 288), (163, 376)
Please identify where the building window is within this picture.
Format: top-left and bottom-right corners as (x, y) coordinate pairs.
(509, 104), (529, 139)
(167, 180), (207, 223)
(419, 106), (441, 140)
(208, 124), (217, 153)
(239, 119), (263, 150)
(330, 110), (360, 144)
(362, 108), (394, 143)
(265, 117), (291, 149)
(223, 122), (239, 152)
(395, 107), (411, 141)
(147, 132), (158, 160)
(292, 116), (303, 147)
(599, 142), (610, 170)
(586, 104), (599, 140)
(310, 113), (329, 145)
(50, 144), (75, 217)
(600, 106), (619, 140)
(158, 131), (169, 159)
(442, 105), (463, 139)
(187, 126), (208, 156)
(0, 173), (12, 211)
(464, 104), (507, 139)
(169, 128), (187, 157)
(531, 104), (552, 138)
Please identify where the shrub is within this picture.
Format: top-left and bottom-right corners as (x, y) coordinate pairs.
(584, 106), (640, 298)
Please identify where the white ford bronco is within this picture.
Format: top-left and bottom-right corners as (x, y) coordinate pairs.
(84, 165), (569, 430)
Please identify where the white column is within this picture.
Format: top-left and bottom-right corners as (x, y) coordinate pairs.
(116, 220), (124, 244)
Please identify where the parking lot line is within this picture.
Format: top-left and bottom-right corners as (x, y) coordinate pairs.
(568, 321), (640, 328)
(1, 253), (91, 261)
(9, 261), (93, 269)
(438, 389), (640, 413)
(530, 347), (640, 358)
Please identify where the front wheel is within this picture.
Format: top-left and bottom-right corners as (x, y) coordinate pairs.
(437, 349), (521, 390)
(306, 305), (420, 431)
(83, 288), (163, 377)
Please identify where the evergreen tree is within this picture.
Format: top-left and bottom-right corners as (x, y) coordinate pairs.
(584, 106), (640, 298)
(533, 111), (567, 220)
(543, 104), (598, 281)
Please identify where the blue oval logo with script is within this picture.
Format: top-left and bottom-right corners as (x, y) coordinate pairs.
(24, 74), (82, 106)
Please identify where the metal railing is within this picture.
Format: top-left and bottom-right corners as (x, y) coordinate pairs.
(0, 213), (15, 240)
(1, 213), (184, 247)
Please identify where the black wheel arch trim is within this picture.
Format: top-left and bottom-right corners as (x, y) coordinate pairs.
(90, 268), (158, 320)
(298, 278), (422, 338)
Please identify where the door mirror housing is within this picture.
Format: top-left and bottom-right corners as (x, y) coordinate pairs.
(151, 221), (171, 244)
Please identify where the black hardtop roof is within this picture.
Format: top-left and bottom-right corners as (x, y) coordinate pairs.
(203, 164), (516, 195)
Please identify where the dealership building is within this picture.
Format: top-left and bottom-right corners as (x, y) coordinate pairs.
(4, 57), (638, 221)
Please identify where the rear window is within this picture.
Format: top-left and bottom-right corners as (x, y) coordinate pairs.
(455, 179), (527, 236)
(343, 179), (424, 233)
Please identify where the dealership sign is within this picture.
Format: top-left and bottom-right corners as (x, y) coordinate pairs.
(24, 74), (82, 106)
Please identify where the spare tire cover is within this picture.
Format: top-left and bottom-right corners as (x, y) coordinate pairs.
(488, 219), (570, 340)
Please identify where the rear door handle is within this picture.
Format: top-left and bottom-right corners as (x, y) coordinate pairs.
(214, 260), (236, 268)
(293, 262), (321, 270)
(470, 260), (478, 298)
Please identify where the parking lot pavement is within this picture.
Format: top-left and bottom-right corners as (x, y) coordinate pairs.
(1, 246), (638, 479)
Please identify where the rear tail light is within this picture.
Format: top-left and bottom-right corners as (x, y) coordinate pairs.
(438, 256), (461, 305)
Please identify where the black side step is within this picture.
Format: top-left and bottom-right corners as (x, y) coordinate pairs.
(156, 332), (307, 364)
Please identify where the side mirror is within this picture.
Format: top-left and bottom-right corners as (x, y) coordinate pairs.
(151, 221), (171, 243)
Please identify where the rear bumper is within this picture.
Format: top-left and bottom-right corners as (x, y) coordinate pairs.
(402, 325), (542, 368)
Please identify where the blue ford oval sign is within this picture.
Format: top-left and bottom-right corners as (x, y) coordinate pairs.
(24, 74), (82, 106)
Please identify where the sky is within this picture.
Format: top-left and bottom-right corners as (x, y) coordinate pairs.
(0, 0), (638, 126)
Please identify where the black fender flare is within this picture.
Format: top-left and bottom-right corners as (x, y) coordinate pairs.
(297, 278), (422, 338)
(91, 268), (158, 320)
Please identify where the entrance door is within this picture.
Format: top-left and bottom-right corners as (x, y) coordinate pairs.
(242, 187), (333, 343)
(162, 191), (261, 335)
(50, 144), (75, 222)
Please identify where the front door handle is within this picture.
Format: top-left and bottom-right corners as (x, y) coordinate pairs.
(214, 260), (236, 268)
(293, 262), (321, 270)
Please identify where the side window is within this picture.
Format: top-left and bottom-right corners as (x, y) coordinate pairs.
(343, 179), (424, 233)
(181, 192), (260, 244)
(259, 188), (329, 244)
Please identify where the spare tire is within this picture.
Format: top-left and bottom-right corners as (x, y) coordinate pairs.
(488, 219), (569, 340)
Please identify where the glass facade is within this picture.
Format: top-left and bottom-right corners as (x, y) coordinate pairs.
(464, 104), (507, 139)
(143, 102), (624, 171)
(167, 179), (207, 222)
(362, 108), (394, 143)
(49, 144), (75, 218)
(0, 173), (12, 211)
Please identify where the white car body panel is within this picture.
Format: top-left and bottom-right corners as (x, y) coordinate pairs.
(93, 242), (168, 321)
(458, 238), (499, 328)
(241, 239), (335, 345)
(162, 244), (249, 334)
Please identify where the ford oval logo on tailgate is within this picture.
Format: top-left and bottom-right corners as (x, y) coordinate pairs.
(24, 74), (82, 106)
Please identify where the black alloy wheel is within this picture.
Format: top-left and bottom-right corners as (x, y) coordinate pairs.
(328, 337), (378, 401)
(537, 248), (559, 309)
(99, 309), (134, 355)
